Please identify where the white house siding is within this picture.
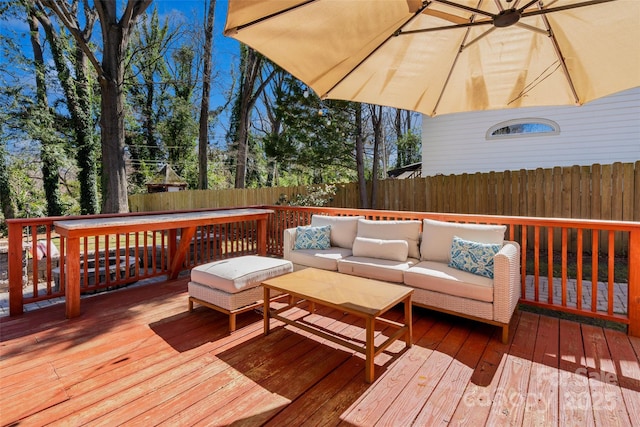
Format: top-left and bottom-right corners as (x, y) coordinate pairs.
(421, 87), (640, 176)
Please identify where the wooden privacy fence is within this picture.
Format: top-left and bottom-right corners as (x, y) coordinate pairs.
(129, 162), (639, 253)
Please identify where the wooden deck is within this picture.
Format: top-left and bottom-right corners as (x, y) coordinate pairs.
(1, 278), (639, 426)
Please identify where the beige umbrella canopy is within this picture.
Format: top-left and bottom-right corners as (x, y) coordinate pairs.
(224, 0), (640, 116)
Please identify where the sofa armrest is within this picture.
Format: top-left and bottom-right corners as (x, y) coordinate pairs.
(283, 227), (297, 261)
(492, 241), (521, 324)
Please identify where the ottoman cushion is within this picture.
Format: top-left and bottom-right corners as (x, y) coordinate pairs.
(190, 256), (293, 294)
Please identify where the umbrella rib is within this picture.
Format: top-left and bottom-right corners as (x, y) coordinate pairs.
(431, 0), (494, 18)
(430, 1), (486, 116)
(538, 9), (580, 104)
(400, 0), (617, 35)
(321, 2), (430, 99)
(224, 0), (316, 34)
(519, 0), (617, 17)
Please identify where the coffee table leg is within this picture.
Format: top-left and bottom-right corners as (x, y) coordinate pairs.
(405, 295), (413, 347)
(263, 286), (270, 336)
(365, 317), (375, 383)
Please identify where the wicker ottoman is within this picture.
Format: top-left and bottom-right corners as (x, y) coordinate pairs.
(188, 256), (293, 331)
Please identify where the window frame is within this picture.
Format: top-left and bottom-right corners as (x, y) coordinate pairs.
(486, 118), (560, 140)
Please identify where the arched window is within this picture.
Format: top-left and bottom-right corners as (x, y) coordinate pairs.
(486, 118), (560, 140)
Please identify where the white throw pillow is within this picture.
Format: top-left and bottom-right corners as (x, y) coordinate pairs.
(311, 215), (364, 249)
(352, 237), (409, 262)
(421, 218), (506, 262)
(356, 219), (421, 259)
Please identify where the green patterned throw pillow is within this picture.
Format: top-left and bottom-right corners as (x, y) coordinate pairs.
(449, 236), (502, 278)
(294, 225), (331, 250)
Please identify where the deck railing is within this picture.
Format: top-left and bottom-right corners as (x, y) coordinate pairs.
(6, 206), (639, 337)
(6, 209), (263, 316)
(264, 206), (640, 337)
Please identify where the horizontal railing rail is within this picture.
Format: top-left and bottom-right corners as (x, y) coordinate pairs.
(7, 205), (639, 337)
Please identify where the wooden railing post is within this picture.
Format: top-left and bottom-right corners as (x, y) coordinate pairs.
(628, 229), (640, 337)
(7, 221), (24, 316)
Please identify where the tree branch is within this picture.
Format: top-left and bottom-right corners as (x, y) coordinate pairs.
(37, 0), (104, 81)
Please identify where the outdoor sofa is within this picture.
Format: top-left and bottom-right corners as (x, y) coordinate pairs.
(283, 215), (521, 343)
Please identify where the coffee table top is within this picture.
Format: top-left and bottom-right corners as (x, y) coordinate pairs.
(262, 268), (413, 317)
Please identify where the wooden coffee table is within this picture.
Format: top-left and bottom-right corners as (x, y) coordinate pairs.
(262, 268), (413, 383)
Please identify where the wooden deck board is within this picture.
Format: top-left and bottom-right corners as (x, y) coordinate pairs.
(522, 314), (559, 426)
(485, 310), (539, 426)
(2, 279), (639, 426)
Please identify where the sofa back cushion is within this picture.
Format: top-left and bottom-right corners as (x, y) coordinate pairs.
(421, 219), (506, 263)
(311, 215), (364, 249)
(352, 237), (409, 262)
(356, 219), (421, 259)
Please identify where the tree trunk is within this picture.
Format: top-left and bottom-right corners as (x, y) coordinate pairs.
(99, 27), (129, 213)
(198, 0), (216, 189)
(355, 103), (369, 208)
(235, 48), (261, 188)
(370, 105), (383, 210)
(74, 47), (99, 215)
(395, 109), (403, 167)
(96, 1), (151, 212)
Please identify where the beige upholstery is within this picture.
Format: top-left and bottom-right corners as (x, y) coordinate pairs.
(188, 255), (293, 332)
(338, 256), (419, 283)
(421, 218), (506, 262)
(190, 255), (293, 294)
(310, 215), (363, 249)
(404, 261), (494, 302)
(352, 237), (409, 262)
(284, 227), (352, 270)
(283, 222), (521, 343)
(357, 219), (421, 259)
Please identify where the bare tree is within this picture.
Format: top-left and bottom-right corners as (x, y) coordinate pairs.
(198, 0), (216, 189)
(354, 103), (369, 208)
(41, 0), (152, 213)
(369, 104), (384, 210)
(230, 46), (275, 189)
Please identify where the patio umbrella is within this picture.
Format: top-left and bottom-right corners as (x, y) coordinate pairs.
(224, 0), (640, 116)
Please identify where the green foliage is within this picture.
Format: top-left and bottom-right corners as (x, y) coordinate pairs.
(125, 8), (174, 189)
(264, 74), (357, 184)
(395, 130), (422, 168)
(159, 97), (198, 188)
(276, 184), (337, 207)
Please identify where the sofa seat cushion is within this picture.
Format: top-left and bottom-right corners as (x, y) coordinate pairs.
(311, 215), (364, 249)
(404, 261), (494, 303)
(288, 247), (352, 271)
(337, 256), (419, 283)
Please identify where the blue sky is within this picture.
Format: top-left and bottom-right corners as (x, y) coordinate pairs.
(1, 0), (241, 150)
